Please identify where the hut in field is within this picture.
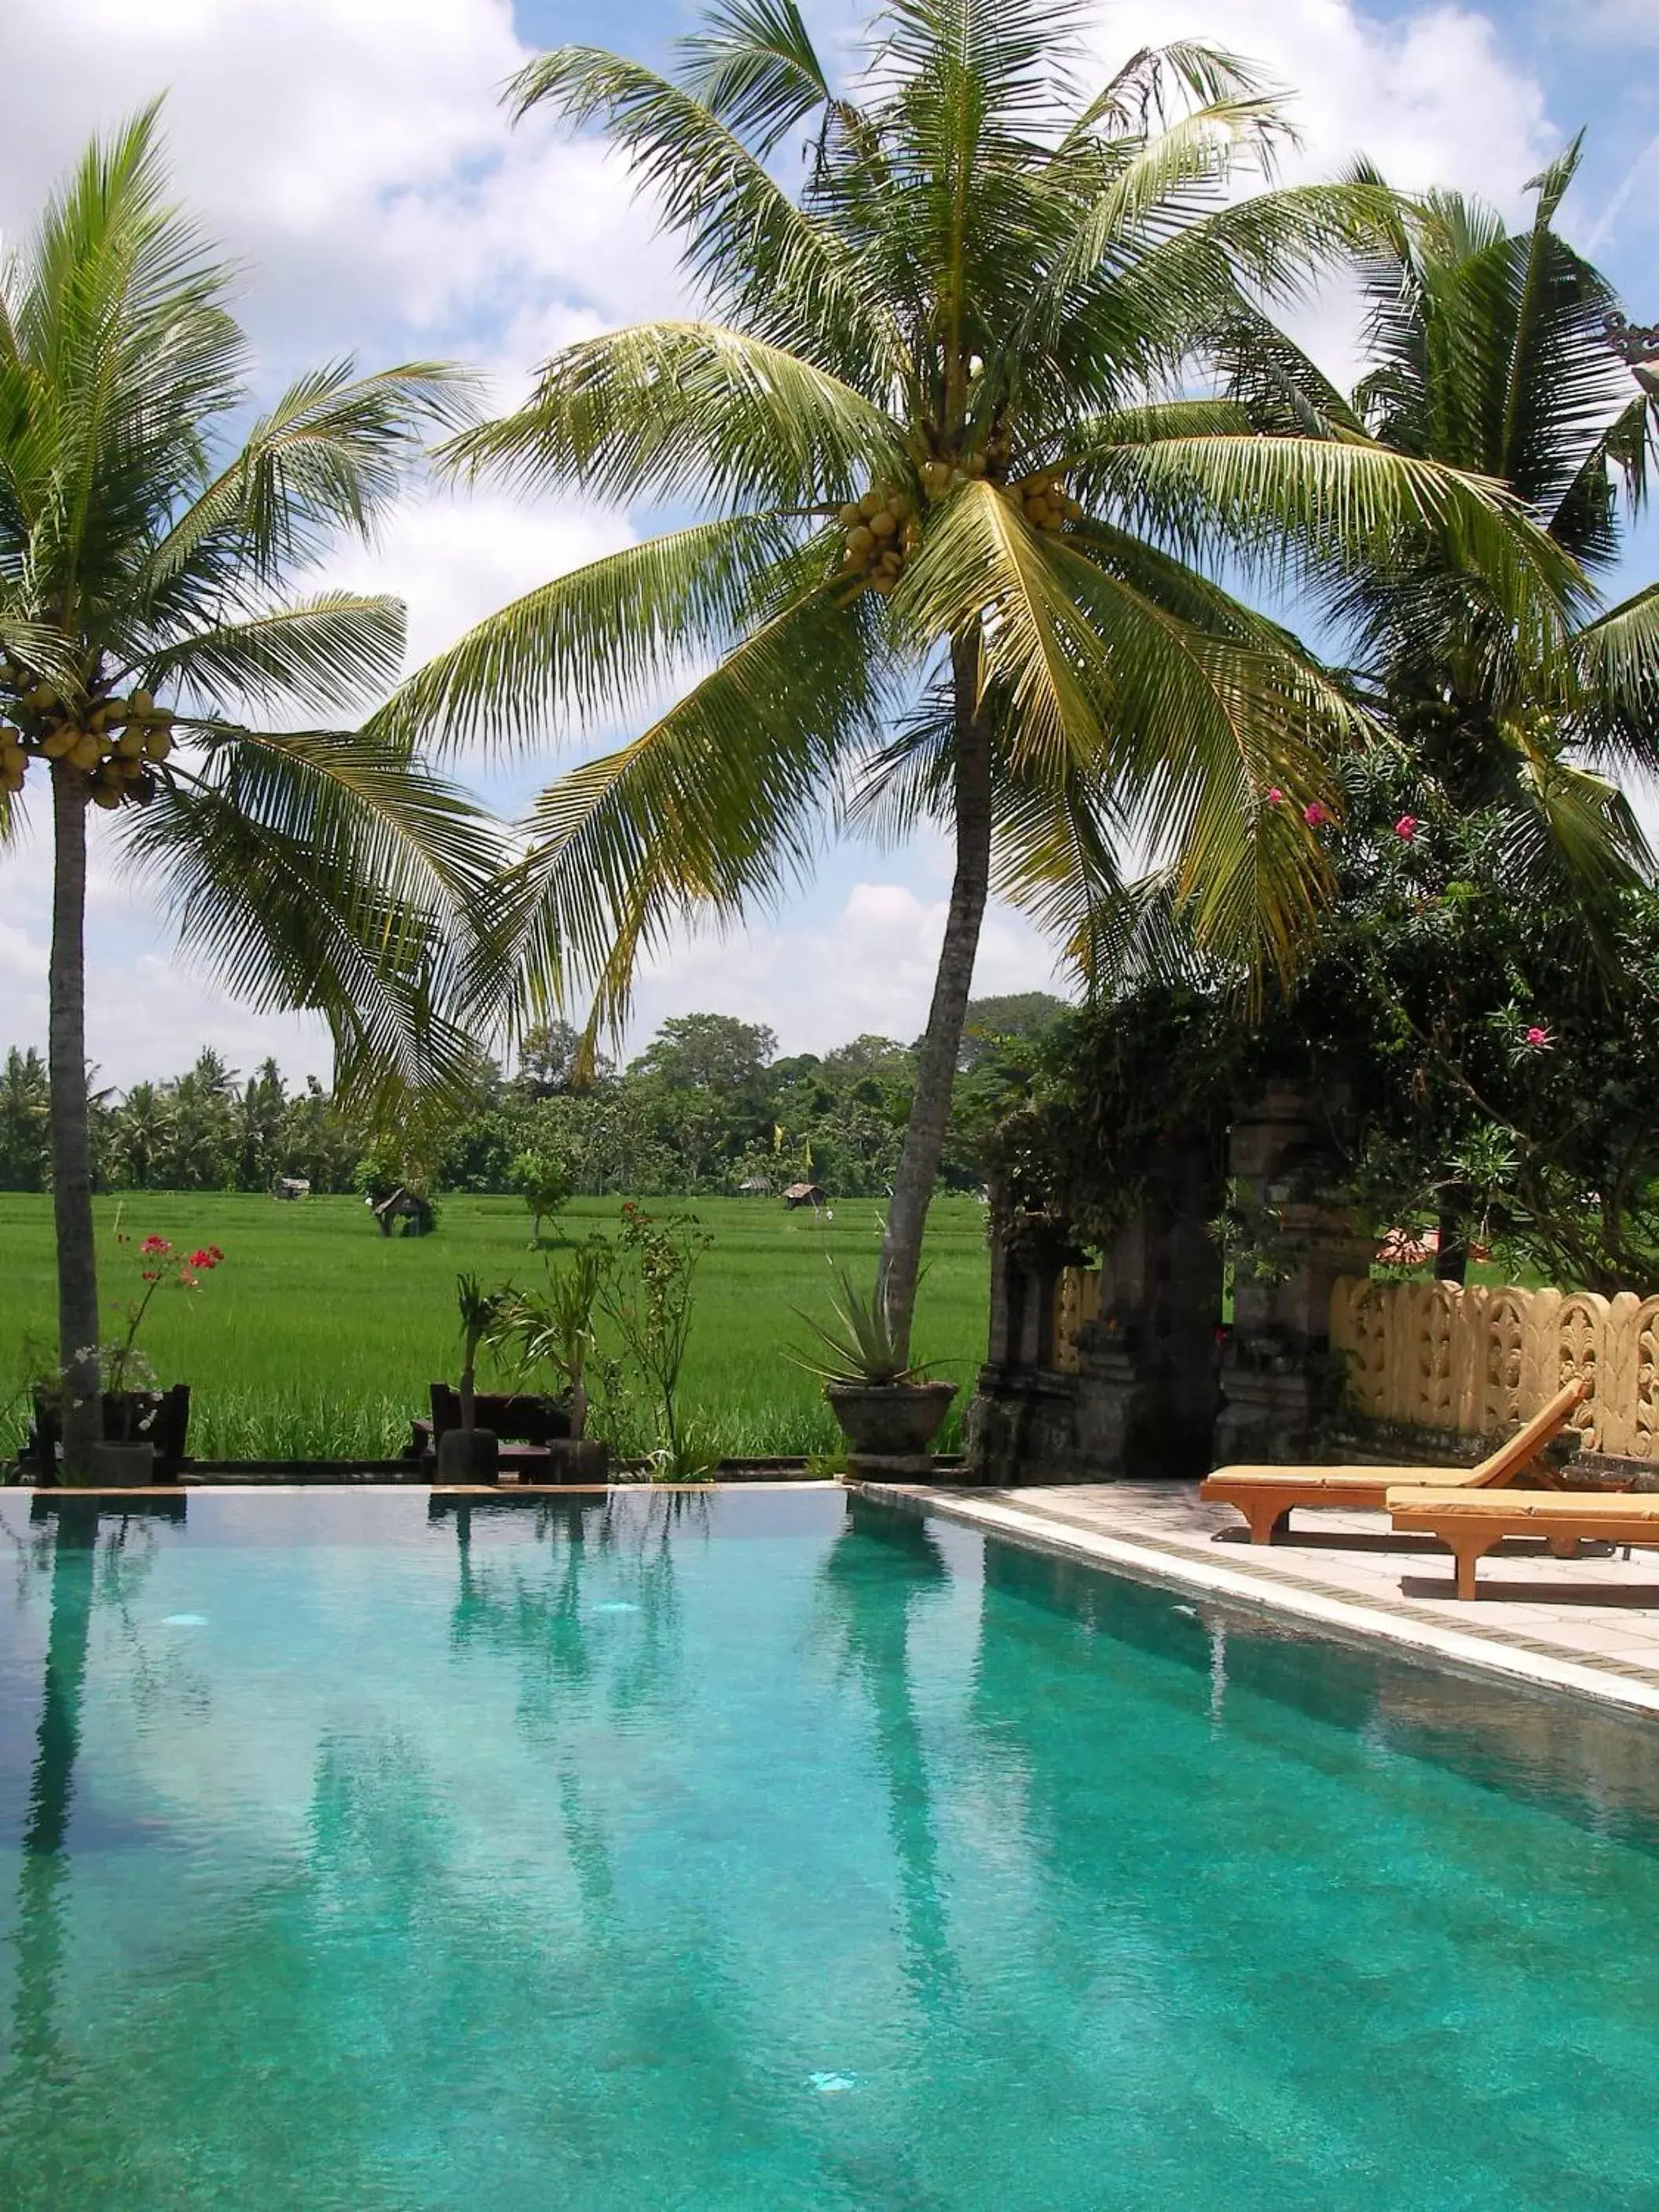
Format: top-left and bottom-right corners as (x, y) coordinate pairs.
(782, 1182), (826, 1210)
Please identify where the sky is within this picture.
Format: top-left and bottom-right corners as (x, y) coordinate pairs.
(0, 0), (1654, 1087)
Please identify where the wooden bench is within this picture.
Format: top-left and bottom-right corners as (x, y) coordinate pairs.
(1385, 1488), (1659, 1600)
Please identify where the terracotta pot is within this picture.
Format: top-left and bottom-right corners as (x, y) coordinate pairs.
(435, 1427), (500, 1483)
(824, 1381), (958, 1457)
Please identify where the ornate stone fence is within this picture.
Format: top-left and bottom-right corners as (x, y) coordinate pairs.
(1330, 1276), (1659, 1461)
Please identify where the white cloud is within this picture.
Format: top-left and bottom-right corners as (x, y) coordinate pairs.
(1089, 0), (1557, 389)
(1569, 0), (1659, 46)
(0, 0), (688, 372)
(324, 485), (638, 679)
(626, 882), (1069, 1058)
(1093, 0), (1554, 200)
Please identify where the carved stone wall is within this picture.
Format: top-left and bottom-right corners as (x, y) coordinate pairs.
(1331, 1277), (1659, 1459)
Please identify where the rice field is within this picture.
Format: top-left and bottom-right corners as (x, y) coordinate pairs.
(0, 1192), (991, 1465)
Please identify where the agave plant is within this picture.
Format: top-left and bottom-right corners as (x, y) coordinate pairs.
(793, 1269), (932, 1387)
(379, 0), (1573, 1369)
(0, 111), (494, 1473)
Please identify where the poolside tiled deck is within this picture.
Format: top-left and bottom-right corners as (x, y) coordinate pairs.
(858, 1480), (1659, 1717)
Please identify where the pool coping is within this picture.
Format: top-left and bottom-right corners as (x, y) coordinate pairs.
(5, 1480), (842, 1503)
(855, 1482), (1659, 1721)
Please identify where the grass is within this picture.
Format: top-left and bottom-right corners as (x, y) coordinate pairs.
(0, 1192), (991, 1464)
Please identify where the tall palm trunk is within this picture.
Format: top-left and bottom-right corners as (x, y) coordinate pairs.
(879, 635), (992, 1363)
(48, 766), (101, 1478)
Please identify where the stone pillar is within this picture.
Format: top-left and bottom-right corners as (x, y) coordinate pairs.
(966, 1235), (1078, 1485)
(1071, 1126), (1223, 1480)
(966, 1127), (1224, 1485)
(1213, 1085), (1376, 1466)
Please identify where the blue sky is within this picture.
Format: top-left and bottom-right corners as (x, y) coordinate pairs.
(0, 0), (1654, 1086)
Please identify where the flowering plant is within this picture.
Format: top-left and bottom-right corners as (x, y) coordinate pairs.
(104, 1235), (225, 1394)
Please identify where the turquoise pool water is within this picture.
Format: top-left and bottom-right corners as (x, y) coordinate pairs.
(0, 1488), (1656, 2210)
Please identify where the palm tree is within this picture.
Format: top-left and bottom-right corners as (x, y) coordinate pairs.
(380, 0), (1571, 1360)
(0, 112), (497, 1474)
(1221, 140), (1659, 888)
(0, 1046), (50, 1189)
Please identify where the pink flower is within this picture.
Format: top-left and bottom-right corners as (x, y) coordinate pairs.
(140, 1234), (171, 1256)
(1303, 800), (1330, 828)
(1523, 1024), (1553, 1050)
(1394, 815), (1419, 841)
(1265, 787), (1284, 805)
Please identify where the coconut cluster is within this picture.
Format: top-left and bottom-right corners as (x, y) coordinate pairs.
(837, 486), (922, 595)
(0, 675), (174, 810)
(915, 426), (1015, 504)
(1008, 471), (1083, 533)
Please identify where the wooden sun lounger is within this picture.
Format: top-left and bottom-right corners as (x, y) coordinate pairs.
(1386, 1487), (1659, 1600)
(1199, 1376), (1591, 1544)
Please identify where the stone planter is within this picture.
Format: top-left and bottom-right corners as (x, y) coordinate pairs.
(825, 1381), (957, 1458)
(546, 1438), (609, 1485)
(84, 1440), (157, 1488)
(27, 1385), (191, 1484)
(435, 1427), (500, 1483)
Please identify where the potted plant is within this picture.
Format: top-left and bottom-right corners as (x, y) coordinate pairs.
(437, 1274), (513, 1482)
(495, 1240), (613, 1482)
(796, 1270), (957, 1461)
(38, 1235), (222, 1486)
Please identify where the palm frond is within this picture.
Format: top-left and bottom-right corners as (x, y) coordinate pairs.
(895, 479), (1354, 967)
(136, 360), (476, 604)
(676, 0), (834, 156)
(508, 46), (900, 383)
(480, 580), (886, 1041)
(139, 592), (406, 716)
(119, 730), (501, 1105)
(441, 321), (903, 515)
(1571, 584), (1659, 771)
(1077, 431), (1584, 656)
(370, 512), (808, 757)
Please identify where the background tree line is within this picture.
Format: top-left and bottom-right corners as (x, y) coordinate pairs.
(0, 994), (1064, 1202)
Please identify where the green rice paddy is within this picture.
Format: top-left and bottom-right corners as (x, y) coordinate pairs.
(0, 1192), (991, 1464)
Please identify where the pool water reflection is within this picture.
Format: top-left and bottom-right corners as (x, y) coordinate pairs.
(0, 1486), (1655, 2210)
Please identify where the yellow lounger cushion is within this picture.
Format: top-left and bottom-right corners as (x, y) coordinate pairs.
(1385, 1486), (1659, 1599)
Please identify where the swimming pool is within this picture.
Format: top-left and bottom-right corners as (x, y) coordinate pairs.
(0, 1486), (1654, 2209)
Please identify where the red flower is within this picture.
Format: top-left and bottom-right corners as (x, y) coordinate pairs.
(140, 1269), (161, 1284)
(140, 1234), (171, 1256)
(1394, 814), (1419, 841)
(1303, 800), (1331, 828)
(207, 1246), (224, 1262)
(189, 1249), (218, 1269)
